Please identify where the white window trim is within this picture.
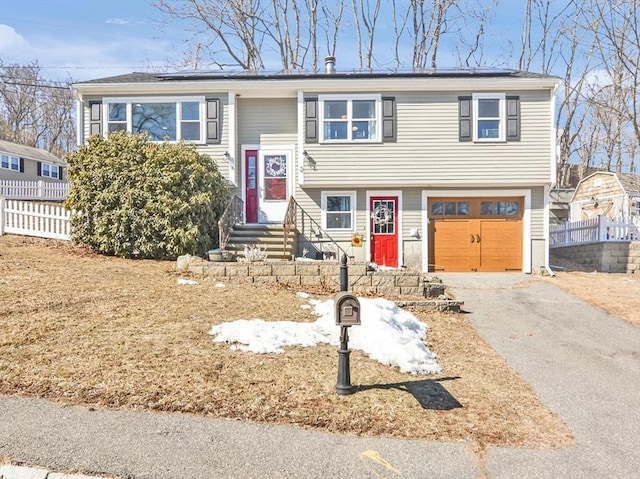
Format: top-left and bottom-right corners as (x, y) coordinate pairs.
(321, 191), (357, 232)
(318, 94), (382, 143)
(473, 93), (506, 142)
(41, 162), (60, 179)
(1, 154), (20, 172)
(103, 96), (206, 143)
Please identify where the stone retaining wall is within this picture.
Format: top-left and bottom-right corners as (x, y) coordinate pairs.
(180, 257), (427, 296)
(550, 241), (640, 273)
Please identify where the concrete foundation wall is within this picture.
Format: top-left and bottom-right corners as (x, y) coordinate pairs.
(550, 241), (640, 273)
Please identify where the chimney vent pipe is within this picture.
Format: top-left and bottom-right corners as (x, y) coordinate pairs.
(325, 56), (336, 74)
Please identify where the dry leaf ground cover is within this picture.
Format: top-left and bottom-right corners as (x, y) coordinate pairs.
(0, 235), (577, 450)
(543, 271), (640, 327)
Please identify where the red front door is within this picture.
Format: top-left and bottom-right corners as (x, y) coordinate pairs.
(245, 150), (258, 223)
(370, 196), (399, 267)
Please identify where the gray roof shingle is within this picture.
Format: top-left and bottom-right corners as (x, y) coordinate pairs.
(0, 139), (65, 165)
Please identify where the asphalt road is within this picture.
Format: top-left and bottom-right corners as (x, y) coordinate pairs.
(1, 274), (639, 478)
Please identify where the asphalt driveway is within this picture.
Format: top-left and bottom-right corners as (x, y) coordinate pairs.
(1, 274), (638, 478)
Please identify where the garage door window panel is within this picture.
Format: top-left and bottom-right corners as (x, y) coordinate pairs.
(430, 201), (469, 217)
(481, 201), (520, 217)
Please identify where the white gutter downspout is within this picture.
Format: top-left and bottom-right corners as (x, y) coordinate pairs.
(227, 91), (237, 186)
(544, 83), (560, 277)
(75, 94), (83, 147)
(297, 90), (305, 186)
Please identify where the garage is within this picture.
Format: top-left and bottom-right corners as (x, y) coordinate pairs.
(428, 197), (523, 272)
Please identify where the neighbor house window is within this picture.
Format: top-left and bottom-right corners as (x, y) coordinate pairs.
(41, 163), (60, 179)
(319, 95), (380, 142)
(1, 154), (20, 172)
(105, 97), (206, 142)
(474, 93), (505, 141)
(322, 191), (356, 231)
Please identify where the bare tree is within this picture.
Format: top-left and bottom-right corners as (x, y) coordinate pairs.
(155, 0), (267, 70)
(517, 0), (576, 74)
(587, 0), (639, 173)
(351, 0), (381, 69)
(304, 0), (320, 70)
(454, 0), (497, 67)
(320, 0), (345, 58)
(409, 0), (458, 69)
(390, 0), (411, 69)
(0, 62), (75, 156)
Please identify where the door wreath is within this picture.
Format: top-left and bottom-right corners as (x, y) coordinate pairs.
(265, 156), (286, 177)
(371, 205), (393, 225)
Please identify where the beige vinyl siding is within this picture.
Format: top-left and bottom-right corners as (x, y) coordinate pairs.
(302, 90), (553, 187)
(237, 98), (297, 148)
(531, 186), (545, 239)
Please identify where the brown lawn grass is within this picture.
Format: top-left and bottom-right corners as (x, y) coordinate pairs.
(0, 235), (574, 450)
(543, 272), (640, 327)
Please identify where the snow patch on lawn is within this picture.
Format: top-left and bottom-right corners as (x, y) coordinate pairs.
(209, 295), (440, 374)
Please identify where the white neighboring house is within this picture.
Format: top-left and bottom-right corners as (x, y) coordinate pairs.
(0, 139), (68, 200)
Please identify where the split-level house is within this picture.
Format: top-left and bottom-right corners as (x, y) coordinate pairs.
(71, 61), (560, 273)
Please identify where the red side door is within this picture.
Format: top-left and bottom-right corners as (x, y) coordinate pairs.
(370, 196), (399, 267)
(245, 150), (258, 223)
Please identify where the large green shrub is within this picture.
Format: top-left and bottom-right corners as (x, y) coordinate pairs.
(65, 131), (229, 259)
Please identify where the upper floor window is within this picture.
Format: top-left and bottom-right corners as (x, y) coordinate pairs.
(474, 93), (505, 141)
(319, 95), (381, 142)
(41, 162), (60, 179)
(459, 94), (520, 142)
(105, 97), (206, 142)
(1, 154), (20, 172)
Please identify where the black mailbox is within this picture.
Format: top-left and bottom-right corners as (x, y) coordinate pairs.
(335, 292), (361, 326)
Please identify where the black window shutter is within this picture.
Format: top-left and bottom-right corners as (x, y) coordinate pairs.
(305, 98), (318, 143)
(206, 99), (220, 144)
(19, 158), (25, 173)
(59, 166), (64, 181)
(506, 96), (520, 141)
(89, 101), (102, 136)
(459, 96), (472, 142)
(37, 161), (41, 176)
(382, 97), (397, 142)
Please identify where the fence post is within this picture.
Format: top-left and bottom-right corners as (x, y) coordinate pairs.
(597, 215), (608, 241)
(0, 197), (4, 236)
(564, 220), (570, 244)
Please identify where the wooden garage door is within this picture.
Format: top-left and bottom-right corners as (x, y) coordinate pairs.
(429, 198), (523, 272)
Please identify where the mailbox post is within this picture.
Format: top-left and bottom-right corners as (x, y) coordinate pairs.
(335, 290), (361, 395)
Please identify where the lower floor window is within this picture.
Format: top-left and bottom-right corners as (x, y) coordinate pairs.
(323, 192), (356, 230)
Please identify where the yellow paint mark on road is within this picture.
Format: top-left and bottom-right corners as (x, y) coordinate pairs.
(359, 450), (402, 478)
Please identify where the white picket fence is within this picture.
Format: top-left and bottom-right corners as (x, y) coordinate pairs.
(0, 199), (72, 240)
(550, 215), (640, 247)
(0, 179), (69, 201)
